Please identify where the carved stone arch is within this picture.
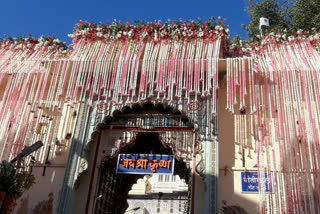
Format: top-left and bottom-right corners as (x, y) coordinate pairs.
(86, 102), (198, 159)
(159, 131), (194, 162)
(77, 101), (207, 181)
(94, 100), (202, 127)
(85, 101), (193, 149)
(58, 99), (216, 214)
(66, 100), (215, 214)
(85, 102), (200, 213)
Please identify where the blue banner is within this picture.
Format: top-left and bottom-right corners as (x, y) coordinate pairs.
(116, 154), (174, 174)
(241, 171), (271, 193)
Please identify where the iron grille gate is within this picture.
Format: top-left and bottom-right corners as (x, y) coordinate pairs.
(94, 160), (143, 214)
(94, 160), (192, 214)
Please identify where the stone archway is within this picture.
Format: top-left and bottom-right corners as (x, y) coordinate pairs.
(58, 101), (214, 214)
(85, 102), (197, 214)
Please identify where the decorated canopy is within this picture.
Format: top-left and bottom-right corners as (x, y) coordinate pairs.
(1, 18), (320, 213)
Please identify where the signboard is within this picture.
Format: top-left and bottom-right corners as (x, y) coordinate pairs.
(117, 154), (174, 174)
(116, 117), (189, 128)
(241, 171), (271, 193)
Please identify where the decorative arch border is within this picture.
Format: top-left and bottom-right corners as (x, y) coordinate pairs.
(84, 107), (197, 214)
(57, 100), (217, 214)
(81, 101), (201, 171)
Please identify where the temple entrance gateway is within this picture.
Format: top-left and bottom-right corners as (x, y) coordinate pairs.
(80, 103), (202, 214)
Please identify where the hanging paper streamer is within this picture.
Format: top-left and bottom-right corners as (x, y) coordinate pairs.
(226, 33), (320, 213)
(67, 18), (229, 120)
(0, 36), (76, 162)
(0, 18), (229, 163)
(255, 39), (320, 214)
(234, 114), (256, 160)
(67, 39), (221, 116)
(226, 57), (251, 114)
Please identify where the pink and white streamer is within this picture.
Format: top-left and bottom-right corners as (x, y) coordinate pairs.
(0, 41), (74, 162)
(0, 37), (222, 162)
(68, 39), (221, 116)
(227, 39), (320, 213)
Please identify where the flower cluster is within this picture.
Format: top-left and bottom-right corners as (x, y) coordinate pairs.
(70, 17), (230, 43)
(223, 41), (250, 57)
(224, 28), (320, 56)
(248, 28), (320, 55)
(0, 34), (68, 52)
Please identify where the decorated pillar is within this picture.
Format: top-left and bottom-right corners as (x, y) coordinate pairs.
(201, 117), (218, 214)
(57, 104), (95, 214)
(192, 99), (219, 214)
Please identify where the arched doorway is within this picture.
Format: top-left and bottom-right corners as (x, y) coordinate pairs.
(94, 133), (191, 214)
(85, 102), (197, 214)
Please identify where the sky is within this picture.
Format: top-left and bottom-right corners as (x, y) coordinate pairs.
(0, 0), (250, 45)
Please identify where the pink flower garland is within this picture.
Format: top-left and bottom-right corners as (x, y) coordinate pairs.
(226, 36), (320, 213)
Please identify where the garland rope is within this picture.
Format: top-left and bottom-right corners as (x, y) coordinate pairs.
(227, 38), (320, 213)
(3, 18), (320, 213)
(0, 36), (222, 164)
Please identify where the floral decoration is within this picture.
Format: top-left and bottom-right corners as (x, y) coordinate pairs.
(69, 17), (230, 43)
(3, 18), (320, 58)
(0, 34), (68, 53)
(227, 28), (320, 56)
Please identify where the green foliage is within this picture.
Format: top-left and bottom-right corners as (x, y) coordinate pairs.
(244, 0), (320, 40)
(0, 161), (16, 194)
(244, 0), (292, 40)
(14, 171), (35, 198)
(0, 161), (35, 198)
(292, 0), (320, 31)
(232, 35), (243, 46)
